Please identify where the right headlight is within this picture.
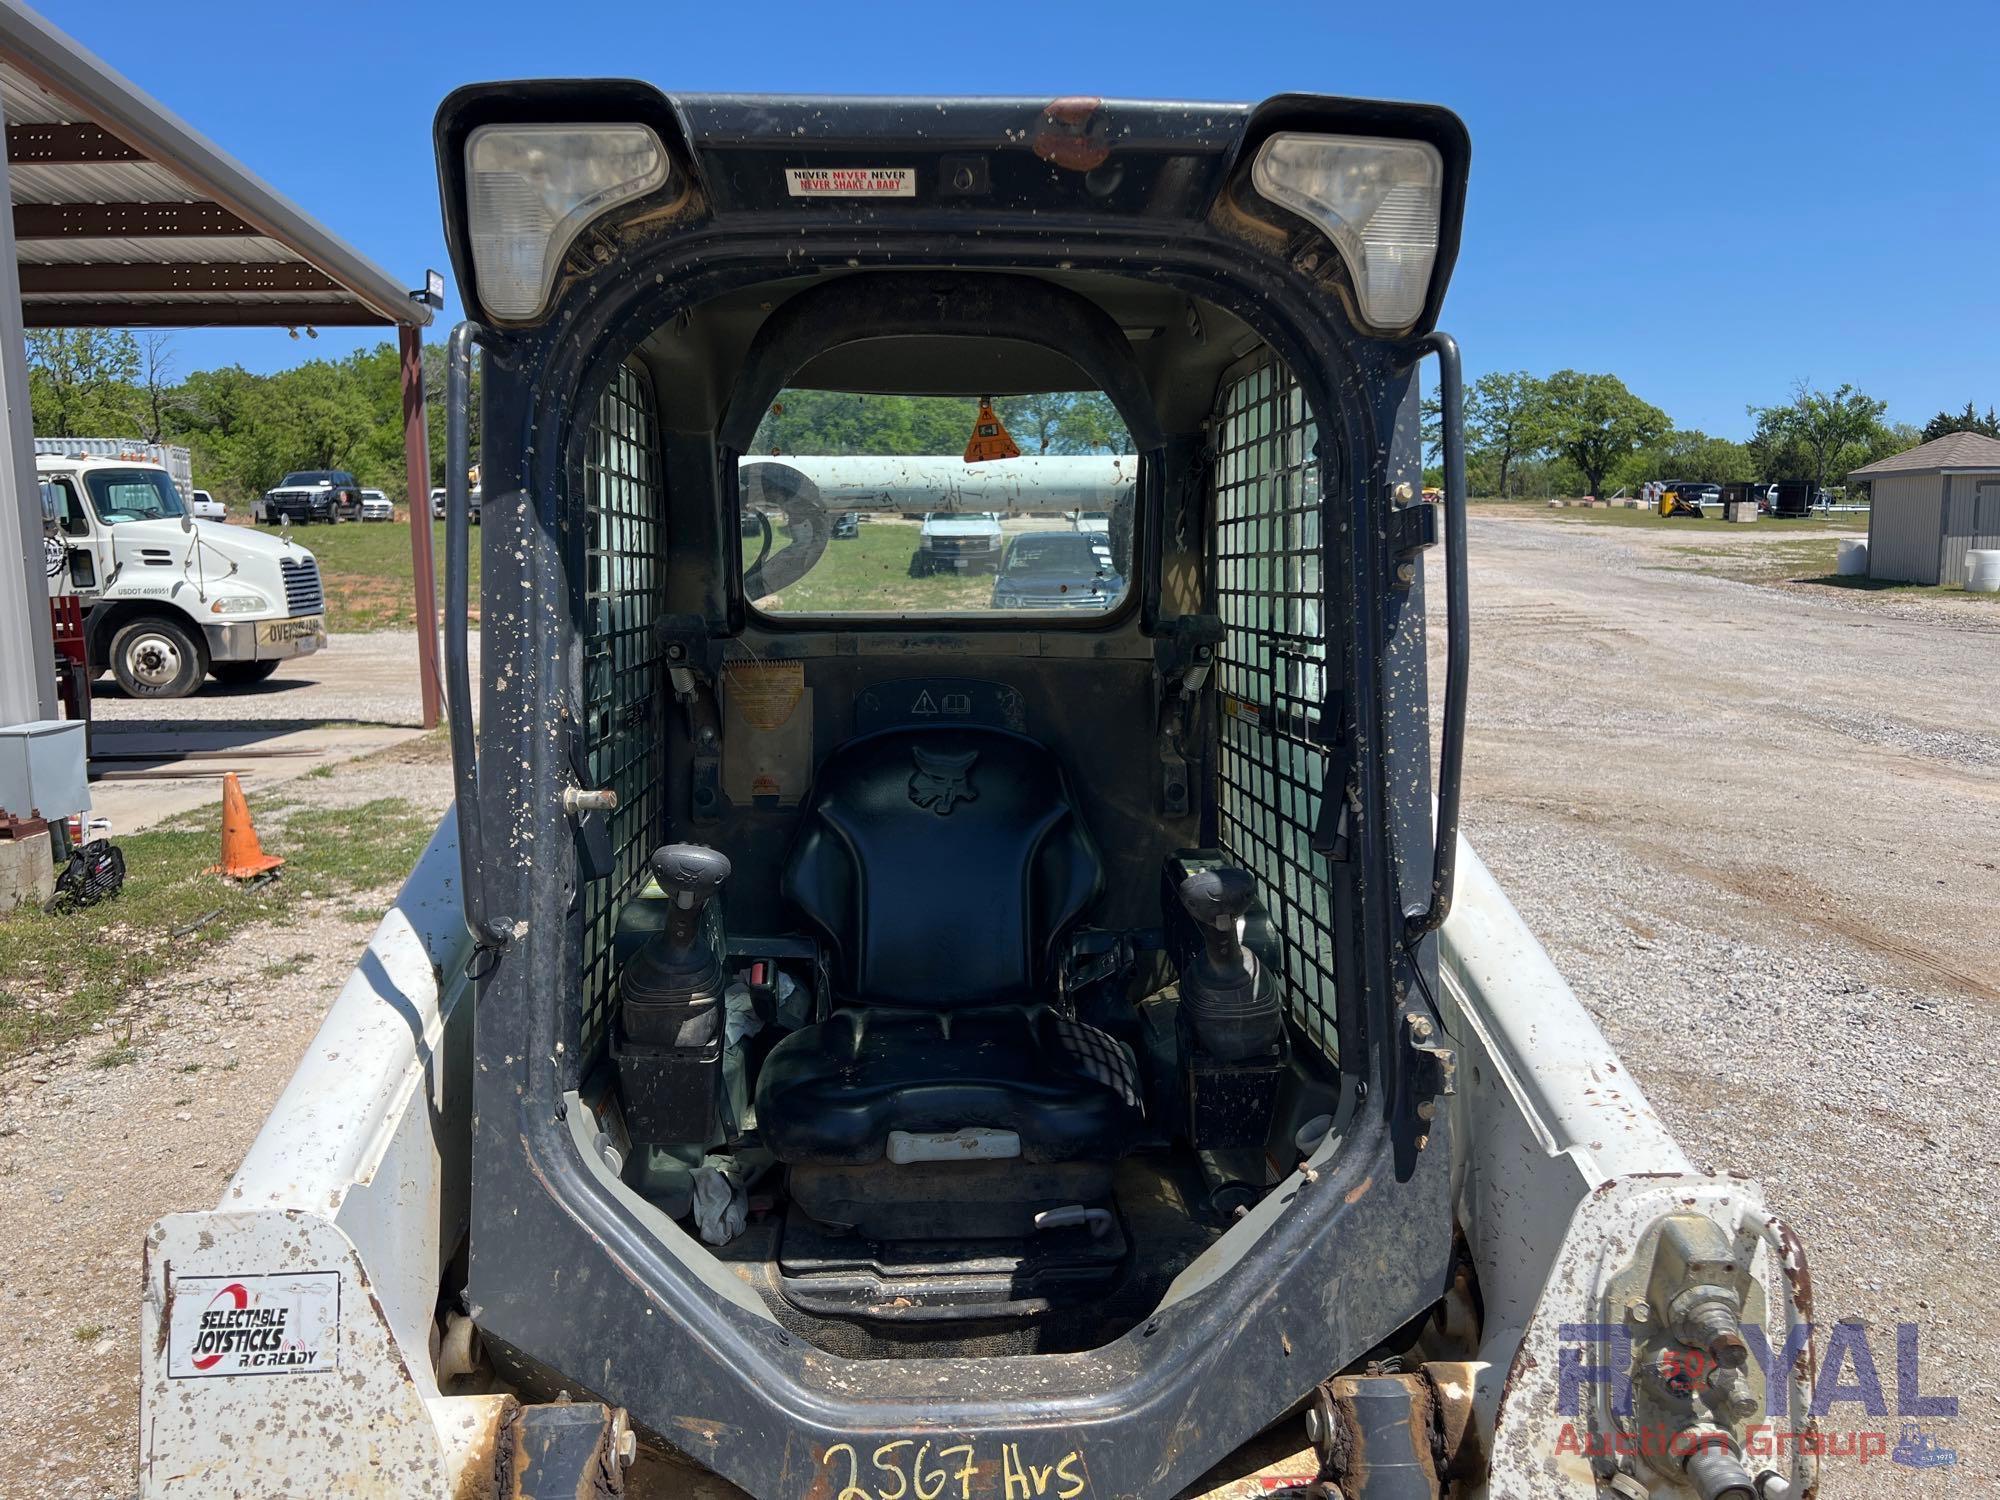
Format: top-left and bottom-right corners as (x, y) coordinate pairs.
(1250, 133), (1444, 330)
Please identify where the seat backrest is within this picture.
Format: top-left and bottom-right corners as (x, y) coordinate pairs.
(782, 724), (1102, 1008)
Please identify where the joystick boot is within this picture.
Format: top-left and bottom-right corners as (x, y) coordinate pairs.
(1175, 866), (1284, 1062)
(621, 844), (731, 1049)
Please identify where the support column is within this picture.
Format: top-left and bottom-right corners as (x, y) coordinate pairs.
(401, 323), (441, 730)
(0, 96), (58, 729)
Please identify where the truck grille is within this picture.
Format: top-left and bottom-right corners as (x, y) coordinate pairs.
(280, 557), (323, 616)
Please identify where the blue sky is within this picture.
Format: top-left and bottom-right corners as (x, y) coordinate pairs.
(40, 0), (2000, 439)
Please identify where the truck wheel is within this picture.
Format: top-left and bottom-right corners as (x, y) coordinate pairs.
(212, 660), (281, 687)
(909, 553), (932, 578)
(109, 616), (208, 699)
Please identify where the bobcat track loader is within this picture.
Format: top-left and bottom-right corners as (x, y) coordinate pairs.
(138, 88), (1816, 1500)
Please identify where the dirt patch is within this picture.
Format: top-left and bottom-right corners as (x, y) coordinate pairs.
(0, 742), (453, 1499)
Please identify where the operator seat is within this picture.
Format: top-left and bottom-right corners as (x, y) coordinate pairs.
(754, 723), (1145, 1239)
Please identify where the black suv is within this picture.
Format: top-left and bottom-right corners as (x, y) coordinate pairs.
(263, 469), (363, 524)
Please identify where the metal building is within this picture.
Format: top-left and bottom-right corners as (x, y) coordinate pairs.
(0, 0), (440, 740)
(1850, 431), (2000, 586)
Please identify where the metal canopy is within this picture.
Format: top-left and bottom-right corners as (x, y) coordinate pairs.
(0, 0), (431, 330)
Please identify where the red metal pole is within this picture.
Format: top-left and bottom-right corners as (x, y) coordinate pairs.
(400, 323), (442, 730)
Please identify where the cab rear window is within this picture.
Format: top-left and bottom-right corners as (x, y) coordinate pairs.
(741, 387), (1134, 619)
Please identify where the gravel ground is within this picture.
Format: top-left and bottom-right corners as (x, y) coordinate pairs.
(3, 517), (1993, 1496)
(1443, 516), (2000, 1496)
(88, 629), (477, 729)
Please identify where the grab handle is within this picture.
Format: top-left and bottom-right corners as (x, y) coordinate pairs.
(445, 321), (508, 949)
(1404, 331), (1468, 941)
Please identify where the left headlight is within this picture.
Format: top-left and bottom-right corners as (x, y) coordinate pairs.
(209, 594), (267, 615)
(1250, 133), (1443, 331)
(467, 123), (673, 322)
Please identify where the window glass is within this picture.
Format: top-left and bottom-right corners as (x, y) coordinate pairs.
(741, 389), (1134, 618)
(83, 468), (185, 526)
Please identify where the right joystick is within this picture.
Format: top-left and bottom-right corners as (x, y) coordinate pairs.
(1178, 867), (1258, 983)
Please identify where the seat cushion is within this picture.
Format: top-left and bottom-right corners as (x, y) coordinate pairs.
(755, 1005), (1144, 1165)
(781, 724), (1102, 1008)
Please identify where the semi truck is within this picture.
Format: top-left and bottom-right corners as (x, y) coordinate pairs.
(36, 441), (327, 697)
(136, 91), (1818, 1500)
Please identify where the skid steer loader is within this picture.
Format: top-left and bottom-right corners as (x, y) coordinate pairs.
(137, 88), (1817, 1500)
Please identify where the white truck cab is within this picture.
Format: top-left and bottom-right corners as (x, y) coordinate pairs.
(37, 447), (328, 697)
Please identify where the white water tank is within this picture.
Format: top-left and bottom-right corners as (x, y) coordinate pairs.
(1836, 538), (1868, 576)
(1966, 549), (2000, 593)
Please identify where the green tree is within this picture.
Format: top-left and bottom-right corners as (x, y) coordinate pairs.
(1919, 401), (2000, 442)
(1465, 371), (1549, 498)
(1747, 382), (1889, 498)
(1540, 370), (1669, 501)
(994, 391), (1125, 454)
(1618, 430), (1754, 489)
(26, 329), (141, 435)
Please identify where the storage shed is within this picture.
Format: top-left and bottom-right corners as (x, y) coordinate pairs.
(1850, 432), (2000, 586)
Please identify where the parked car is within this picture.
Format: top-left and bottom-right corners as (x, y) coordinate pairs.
(360, 488), (394, 521)
(831, 510), (859, 540)
(910, 510), (1002, 576)
(431, 484), (481, 524)
(990, 530), (1122, 609)
(262, 469), (362, 524)
(190, 488), (226, 521)
(1070, 509), (1110, 534)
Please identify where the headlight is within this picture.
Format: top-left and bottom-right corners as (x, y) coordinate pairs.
(209, 594), (267, 615)
(1250, 133), (1444, 330)
(467, 123), (672, 321)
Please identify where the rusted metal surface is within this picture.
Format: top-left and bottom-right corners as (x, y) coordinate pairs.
(1420, 1362), (1485, 1485)
(1030, 97), (1112, 171)
(1319, 1373), (1441, 1498)
(504, 1402), (628, 1500)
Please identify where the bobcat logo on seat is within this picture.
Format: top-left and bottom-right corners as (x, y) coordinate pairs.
(909, 746), (979, 816)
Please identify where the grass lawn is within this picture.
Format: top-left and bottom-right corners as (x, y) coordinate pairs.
(0, 793), (439, 1063)
(1660, 536), (2000, 601)
(760, 519), (994, 614)
(1472, 498), (1867, 534)
(234, 518), (475, 634)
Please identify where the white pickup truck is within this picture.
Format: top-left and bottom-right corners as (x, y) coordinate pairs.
(36, 442), (328, 697)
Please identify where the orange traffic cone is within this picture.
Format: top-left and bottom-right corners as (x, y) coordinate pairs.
(207, 772), (283, 880)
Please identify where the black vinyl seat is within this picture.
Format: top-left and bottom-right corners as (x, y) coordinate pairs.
(755, 724), (1144, 1204)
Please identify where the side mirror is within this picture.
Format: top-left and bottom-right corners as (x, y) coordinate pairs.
(38, 482), (59, 526)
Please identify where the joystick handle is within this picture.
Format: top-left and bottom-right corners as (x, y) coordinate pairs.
(651, 844), (731, 949)
(1178, 867), (1257, 976)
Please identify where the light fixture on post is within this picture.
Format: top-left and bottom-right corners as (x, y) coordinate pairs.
(410, 268), (446, 311)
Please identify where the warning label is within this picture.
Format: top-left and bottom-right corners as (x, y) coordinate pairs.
(785, 167), (915, 198)
(167, 1271), (339, 1378)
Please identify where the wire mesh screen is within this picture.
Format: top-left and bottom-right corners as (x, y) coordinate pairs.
(578, 361), (666, 1055)
(1211, 352), (1340, 1062)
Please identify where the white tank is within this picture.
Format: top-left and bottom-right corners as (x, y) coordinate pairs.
(1836, 538), (1868, 576)
(1965, 548), (2000, 593)
(740, 453), (1136, 513)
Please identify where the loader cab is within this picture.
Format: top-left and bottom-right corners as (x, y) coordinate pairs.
(437, 89), (1470, 1499)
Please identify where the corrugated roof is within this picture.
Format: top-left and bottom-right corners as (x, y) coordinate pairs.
(1848, 431), (2000, 480)
(0, 0), (429, 329)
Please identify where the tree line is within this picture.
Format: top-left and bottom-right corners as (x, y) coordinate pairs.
(25, 328), (459, 505)
(1435, 371), (1994, 502)
(26, 327), (1989, 507)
